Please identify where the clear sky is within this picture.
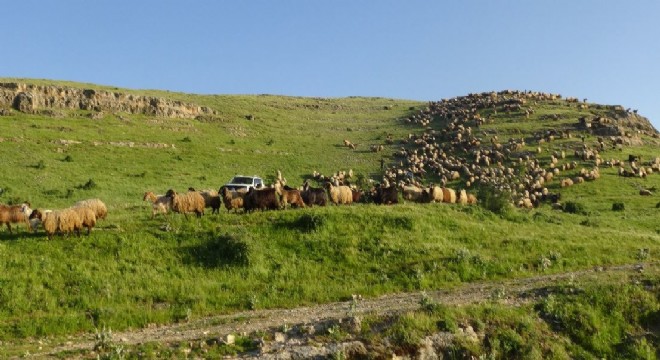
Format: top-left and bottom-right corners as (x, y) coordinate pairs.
(3, 1), (659, 129)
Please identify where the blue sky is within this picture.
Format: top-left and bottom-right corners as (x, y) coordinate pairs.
(3, 1), (659, 129)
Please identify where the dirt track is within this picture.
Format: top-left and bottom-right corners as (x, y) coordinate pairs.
(11, 262), (657, 358)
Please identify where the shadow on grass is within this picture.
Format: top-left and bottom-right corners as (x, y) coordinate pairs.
(181, 231), (250, 268)
(273, 213), (326, 233)
(0, 230), (46, 241)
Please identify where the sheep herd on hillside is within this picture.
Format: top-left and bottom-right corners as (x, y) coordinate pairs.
(3, 90), (659, 239)
(140, 172), (479, 220)
(349, 89), (660, 209)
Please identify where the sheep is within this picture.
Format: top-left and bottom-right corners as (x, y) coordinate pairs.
(518, 198), (534, 209)
(560, 178), (574, 188)
(143, 191), (172, 218)
(442, 188), (457, 204)
(275, 184), (306, 209)
(189, 188), (221, 214)
(401, 185), (424, 202)
(28, 209), (44, 233)
(55, 208), (83, 238)
(455, 189), (477, 205)
(243, 187), (280, 212)
(301, 181), (328, 207)
(32, 208), (82, 240)
(73, 199), (107, 220)
(0, 202), (31, 234)
(343, 139), (356, 150)
(69, 206), (97, 235)
(29, 209), (44, 233)
(372, 184), (399, 205)
(325, 182), (353, 205)
(457, 190), (468, 205)
(421, 186), (444, 203)
(219, 186), (245, 213)
(166, 189), (205, 217)
(351, 189), (363, 203)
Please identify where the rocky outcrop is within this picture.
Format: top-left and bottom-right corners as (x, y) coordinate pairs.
(0, 82), (216, 119)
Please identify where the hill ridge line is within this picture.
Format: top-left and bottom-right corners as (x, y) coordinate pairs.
(0, 82), (216, 119)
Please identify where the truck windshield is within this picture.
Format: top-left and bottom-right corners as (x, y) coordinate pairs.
(230, 177), (254, 185)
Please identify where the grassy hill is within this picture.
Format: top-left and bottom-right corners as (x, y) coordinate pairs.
(0, 79), (658, 358)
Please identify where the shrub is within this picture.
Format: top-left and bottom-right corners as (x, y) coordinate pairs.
(612, 202), (625, 211)
(77, 178), (97, 190)
(63, 155), (73, 162)
(477, 186), (511, 215)
(184, 233), (251, 268)
(563, 201), (587, 215)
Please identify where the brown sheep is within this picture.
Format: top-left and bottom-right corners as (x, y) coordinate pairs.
(166, 189), (205, 218)
(69, 206), (97, 235)
(351, 189), (363, 203)
(442, 188), (457, 204)
(276, 184), (306, 209)
(220, 186), (245, 213)
(189, 188), (221, 214)
(372, 184), (398, 205)
(32, 208), (83, 239)
(301, 181), (328, 207)
(0, 202), (31, 234)
(243, 187), (280, 212)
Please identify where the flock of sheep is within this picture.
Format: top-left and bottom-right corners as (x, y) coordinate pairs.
(0, 199), (107, 239)
(141, 174), (479, 219)
(4, 90), (658, 238)
(344, 89), (660, 209)
(1, 172), (479, 240)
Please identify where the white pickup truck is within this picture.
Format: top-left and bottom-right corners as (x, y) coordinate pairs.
(222, 175), (264, 192)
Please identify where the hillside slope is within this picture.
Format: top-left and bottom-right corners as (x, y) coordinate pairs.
(0, 79), (658, 358)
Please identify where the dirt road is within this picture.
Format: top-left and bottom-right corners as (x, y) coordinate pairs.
(9, 262), (656, 358)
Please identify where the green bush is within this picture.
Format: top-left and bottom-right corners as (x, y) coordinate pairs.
(563, 201), (587, 215)
(183, 232), (251, 268)
(612, 202), (625, 211)
(77, 178), (97, 190)
(477, 186), (511, 215)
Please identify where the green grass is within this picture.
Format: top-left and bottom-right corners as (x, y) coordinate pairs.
(0, 79), (659, 357)
(383, 281), (659, 359)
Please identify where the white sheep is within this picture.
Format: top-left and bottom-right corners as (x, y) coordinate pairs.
(73, 199), (107, 220)
(32, 208), (82, 240)
(143, 191), (172, 218)
(325, 182), (353, 205)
